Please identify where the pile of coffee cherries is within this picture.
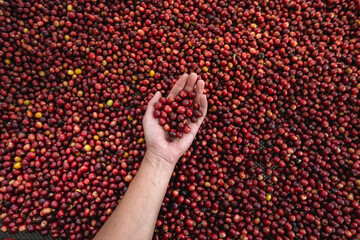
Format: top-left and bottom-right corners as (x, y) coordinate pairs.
(154, 90), (202, 141)
(0, 0), (359, 239)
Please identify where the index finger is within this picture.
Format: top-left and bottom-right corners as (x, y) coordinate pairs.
(194, 79), (205, 103)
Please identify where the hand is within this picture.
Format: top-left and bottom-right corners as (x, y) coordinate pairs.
(143, 73), (208, 167)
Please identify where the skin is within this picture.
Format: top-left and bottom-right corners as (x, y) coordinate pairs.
(94, 73), (208, 240)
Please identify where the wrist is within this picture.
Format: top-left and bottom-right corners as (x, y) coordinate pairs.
(144, 150), (177, 172)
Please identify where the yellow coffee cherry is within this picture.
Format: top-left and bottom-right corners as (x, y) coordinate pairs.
(75, 68), (82, 75)
(266, 194), (272, 201)
(106, 99), (113, 107)
(149, 70), (155, 77)
(14, 162), (22, 169)
(84, 144), (92, 152)
(35, 112), (42, 118)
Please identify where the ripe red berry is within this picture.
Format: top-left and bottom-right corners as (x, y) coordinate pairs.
(164, 105), (173, 113)
(160, 111), (168, 118)
(194, 109), (202, 118)
(186, 109), (193, 117)
(176, 131), (183, 139)
(160, 97), (167, 104)
(163, 124), (170, 132)
(182, 99), (190, 107)
(183, 126), (191, 134)
(177, 114), (185, 122)
(188, 91), (196, 99)
(154, 110), (161, 118)
(179, 90), (188, 98)
(177, 106), (186, 114)
(89, 52), (96, 59)
(193, 102), (200, 110)
(168, 129), (177, 138)
(154, 102), (162, 110)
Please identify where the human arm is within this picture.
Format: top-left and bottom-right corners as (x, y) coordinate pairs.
(93, 73), (207, 240)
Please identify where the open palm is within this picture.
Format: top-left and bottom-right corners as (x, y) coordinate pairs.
(143, 73), (208, 166)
